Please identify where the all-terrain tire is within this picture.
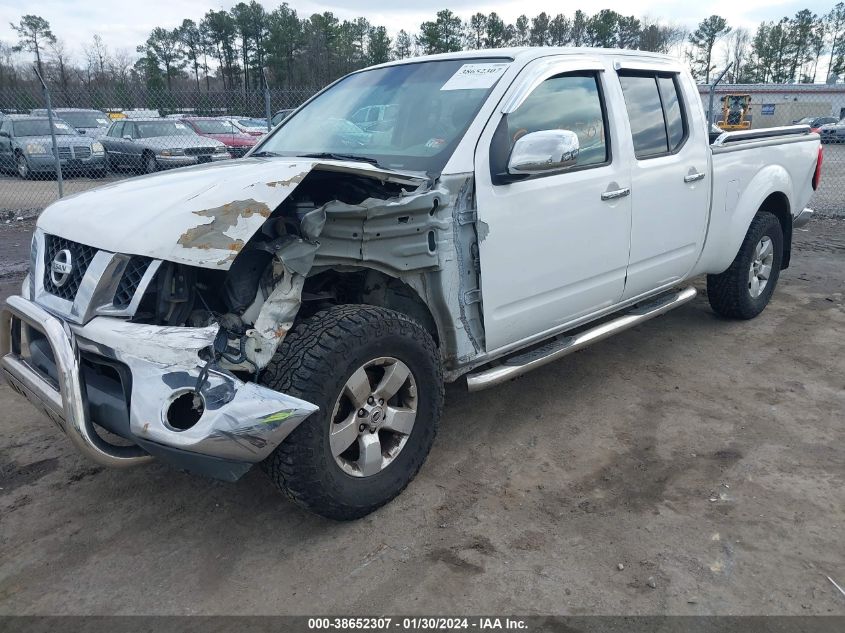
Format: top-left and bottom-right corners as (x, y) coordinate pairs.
(261, 304), (443, 520)
(707, 211), (784, 319)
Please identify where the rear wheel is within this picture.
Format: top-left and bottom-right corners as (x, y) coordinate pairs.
(261, 305), (443, 520)
(707, 211), (783, 319)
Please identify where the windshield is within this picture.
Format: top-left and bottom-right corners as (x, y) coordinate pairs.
(238, 118), (265, 127)
(190, 119), (236, 134)
(135, 121), (196, 138)
(13, 119), (76, 137)
(60, 111), (109, 128)
(257, 58), (510, 172)
(797, 117), (813, 124)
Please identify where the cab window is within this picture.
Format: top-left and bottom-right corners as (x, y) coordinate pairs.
(490, 72), (609, 181)
(619, 71), (688, 159)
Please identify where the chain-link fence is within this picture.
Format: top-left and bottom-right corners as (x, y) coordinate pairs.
(0, 85), (319, 213)
(1, 83), (843, 216)
(699, 84), (845, 216)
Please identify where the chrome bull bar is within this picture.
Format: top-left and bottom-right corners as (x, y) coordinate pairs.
(2, 294), (320, 473)
(1, 294), (152, 467)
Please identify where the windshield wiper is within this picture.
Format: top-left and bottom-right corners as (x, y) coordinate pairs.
(251, 150), (282, 157)
(299, 152), (380, 166)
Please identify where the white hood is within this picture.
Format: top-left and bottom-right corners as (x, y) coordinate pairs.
(38, 157), (424, 269)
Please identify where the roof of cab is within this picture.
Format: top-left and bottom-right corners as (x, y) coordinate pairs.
(371, 46), (679, 69)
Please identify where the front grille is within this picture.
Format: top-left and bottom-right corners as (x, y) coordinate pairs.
(113, 256), (152, 309)
(54, 146), (72, 159)
(184, 147), (215, 156)
(74, 146), (92, 159)
(42, 235), (97, 301)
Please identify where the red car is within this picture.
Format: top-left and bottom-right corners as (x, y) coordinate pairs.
(180, 117), (258, 157)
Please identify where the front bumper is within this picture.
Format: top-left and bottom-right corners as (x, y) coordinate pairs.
(157, 154), (231, 167)
(1, 295), (318, 481)
(28, 154), (106, 172)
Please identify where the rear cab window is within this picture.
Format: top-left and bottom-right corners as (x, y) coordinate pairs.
(618, 71), (688, 159)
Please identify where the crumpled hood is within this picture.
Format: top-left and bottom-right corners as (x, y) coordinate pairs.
(38, 157), (425, 269)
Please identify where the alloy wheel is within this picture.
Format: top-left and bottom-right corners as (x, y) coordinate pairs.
(330, 357), (418, 478)
(748, 236), (774, 298)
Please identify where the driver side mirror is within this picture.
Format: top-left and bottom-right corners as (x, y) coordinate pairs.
(0, 131), (9, 138)
(507, 130), (580, 176)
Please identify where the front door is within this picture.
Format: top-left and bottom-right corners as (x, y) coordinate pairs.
(474, 61), (633, 352)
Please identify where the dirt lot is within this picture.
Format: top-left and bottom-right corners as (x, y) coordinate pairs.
(0, 173), (123, 212)
(0, 216), (843, 616)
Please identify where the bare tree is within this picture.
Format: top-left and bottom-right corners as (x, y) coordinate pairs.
(83, 34), (111, 84)
(47, 38), (72, 97)
(723, 28), (751, 82)
(109, 48), (134, 85)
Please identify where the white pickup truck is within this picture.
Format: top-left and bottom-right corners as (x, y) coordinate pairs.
(1, 48), (823, 519)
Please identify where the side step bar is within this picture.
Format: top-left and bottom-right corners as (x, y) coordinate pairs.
(466, 286), (697, 392)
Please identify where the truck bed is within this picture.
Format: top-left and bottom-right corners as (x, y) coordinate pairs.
(692, 124), (820, 277)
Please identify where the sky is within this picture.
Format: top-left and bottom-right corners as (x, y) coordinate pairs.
(0, 0), (837, 65)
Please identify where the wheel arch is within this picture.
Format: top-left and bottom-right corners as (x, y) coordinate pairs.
(694, 163), (795, 275)
(301, 268), (441, 347)
(758, 191), (792, 269)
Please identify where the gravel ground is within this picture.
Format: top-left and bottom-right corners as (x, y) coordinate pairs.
(0, 216), (843, 616)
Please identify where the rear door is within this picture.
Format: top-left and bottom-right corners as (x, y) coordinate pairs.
(122, 122), (142, 160)
(474, 58), (633, 352)
(614, 65), (710, 299)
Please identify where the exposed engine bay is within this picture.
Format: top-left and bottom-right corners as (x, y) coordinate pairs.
(125, 166), (484, 384)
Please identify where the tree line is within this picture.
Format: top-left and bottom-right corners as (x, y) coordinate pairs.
(3, 2), (845, 94)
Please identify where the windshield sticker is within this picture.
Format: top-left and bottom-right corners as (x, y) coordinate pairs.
(440, 63), (509, 91)
(174, 123), (188, 129)
(54, 122), (70, 130)
(96, 118), (108, 125)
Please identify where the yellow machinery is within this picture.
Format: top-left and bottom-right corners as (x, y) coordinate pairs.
(717, 94), (752, 131)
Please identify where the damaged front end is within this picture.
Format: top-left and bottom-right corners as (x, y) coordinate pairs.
(3, 158), (484, 479)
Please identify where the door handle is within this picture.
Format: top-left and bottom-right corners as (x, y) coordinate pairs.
(684, 172), (706, 183)
(601, 187), (631, 201)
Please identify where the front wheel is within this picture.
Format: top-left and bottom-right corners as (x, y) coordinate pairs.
(142, 152), (157, 174)
(707, 211), (783, 319)
(261, 305), (443, 520)
(15, 152), (31, 179)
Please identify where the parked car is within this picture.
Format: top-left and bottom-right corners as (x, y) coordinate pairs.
(123, 109), (161, 119)
(1, 48), (822, 521)
(30, 108), (111, 139)
(794, 116), (838, 133)
(818, 118), (845, 144)
(224, 116), (269, 136)
(350, 103), (399, 131)
(270, 108), (295, 126)
(180, 117), (258, 157)
(100, 118), (230, 173)
(0, 116), (106, 178)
